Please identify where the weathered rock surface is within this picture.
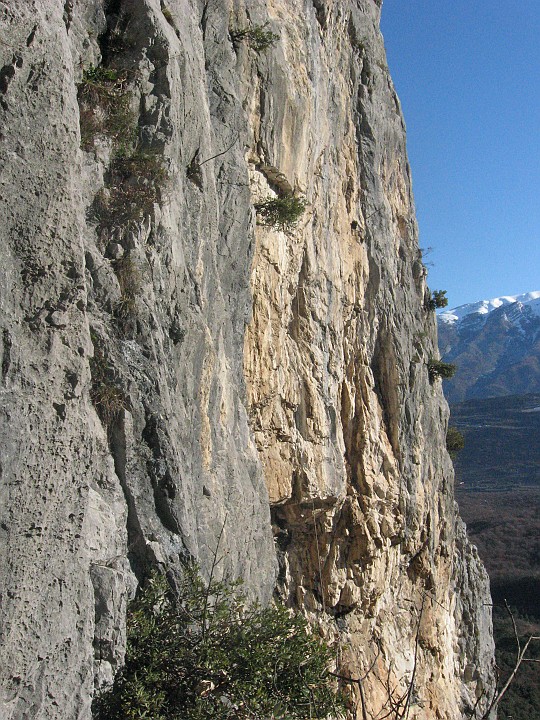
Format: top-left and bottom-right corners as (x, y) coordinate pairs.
(0, 0), (495, 718)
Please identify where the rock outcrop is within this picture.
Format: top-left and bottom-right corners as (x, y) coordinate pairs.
(0, 1), (495, 718)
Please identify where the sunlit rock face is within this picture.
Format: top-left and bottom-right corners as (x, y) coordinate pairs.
(0, 1), (494, 718)
(243, 2), (495, 716)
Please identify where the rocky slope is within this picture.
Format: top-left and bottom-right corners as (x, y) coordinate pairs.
(438, 291), (540, 403)
(0, 1), (495, 718)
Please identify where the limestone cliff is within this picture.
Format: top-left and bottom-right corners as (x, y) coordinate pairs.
(0, 1), (495, 718)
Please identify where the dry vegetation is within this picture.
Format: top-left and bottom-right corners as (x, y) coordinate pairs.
(457, 490), (540, 719)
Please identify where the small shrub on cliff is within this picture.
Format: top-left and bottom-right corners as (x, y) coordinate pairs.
(255, 195), (307, 232)
(427, 358), (456, 383)
(162, 6), (175, 26)
(425, 289), (448, 311)
(93, 567), (344, 720)
(113, 252), (142, 322)
(93, 151), (167, 231)
(231, 23), (279, 52)
(446, 426), (465, 458)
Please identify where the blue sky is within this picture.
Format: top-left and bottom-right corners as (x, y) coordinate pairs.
(380, 0), (540, 308)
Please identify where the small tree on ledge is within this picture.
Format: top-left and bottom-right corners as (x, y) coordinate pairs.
(428, 358), (456, 383)
(425, 289), (448, 311)
(230, 23), (279, 52)
(446, 426), (465, 458)
(255, 195), (307, 232)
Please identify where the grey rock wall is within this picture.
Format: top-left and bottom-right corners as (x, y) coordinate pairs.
(1, 1), (276, 716)
(0, 0), (495, 718)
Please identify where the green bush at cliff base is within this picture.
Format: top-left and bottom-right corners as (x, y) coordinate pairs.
(92, 568), (344, 720)
(255, 195), (307, 232)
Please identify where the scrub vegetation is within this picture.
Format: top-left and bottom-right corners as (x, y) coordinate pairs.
(78, 65), (136, 152)
(231, 23), (279, 52)
(427, 358), (456, 383)
(255, 195), (307, 232)
(92, 568), (345, 720)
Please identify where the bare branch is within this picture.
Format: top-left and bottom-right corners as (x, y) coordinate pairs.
(478, 604), (540, 719)
(197, 135), (239, 167)
(504, 599), (521, 664)
(201, 516), (227, 641)
(360, 643), (382, 682)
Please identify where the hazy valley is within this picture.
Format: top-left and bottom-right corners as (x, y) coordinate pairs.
(439, 297), (540, 718)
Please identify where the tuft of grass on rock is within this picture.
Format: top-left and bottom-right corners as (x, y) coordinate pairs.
(89, 344), (128, 431)
(113, 252), (142, 322)
(92, 152), (167, 231)
(162, 6), (174, 26)
(78, 64), (136, 152)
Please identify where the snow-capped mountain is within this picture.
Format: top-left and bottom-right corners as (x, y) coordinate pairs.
(437, 291), (540, 403)
(439, 290), (540, 327)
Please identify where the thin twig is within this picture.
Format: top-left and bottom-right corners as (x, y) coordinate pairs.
(328, 670), (369, 720)
(505, 599), (521, 664)
(364, 206), (383, 222)
(311, 498), (326, 614)
(398, 594), (425, 720)
(360, 643), (382, 682)
(478, 601), (540, 719)
(467, 687), (486, 719)
(358, 679), (369, 720)
(201, 516), (227, 641)
(197, 135), (239, 167)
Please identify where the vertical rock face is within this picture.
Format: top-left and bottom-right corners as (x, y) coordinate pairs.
(0, 1), (494, 719)
(242, 2), (495, 716)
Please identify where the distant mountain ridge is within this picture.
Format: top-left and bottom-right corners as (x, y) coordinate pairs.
(439, 290), (540, 327)
(437, 290), (540, 403)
